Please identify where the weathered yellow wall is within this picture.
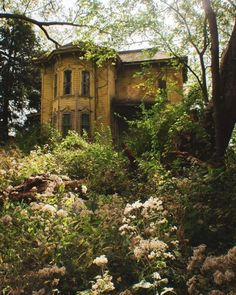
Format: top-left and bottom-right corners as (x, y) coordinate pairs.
(41, 54), (112, 135)
(94, 62), (114, 127)
(115, 64), (183, 103)
(40, 51), (184, 136)
(41, 66), (53, 125)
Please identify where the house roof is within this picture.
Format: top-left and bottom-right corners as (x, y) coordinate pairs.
(118, 49), (171, 63)
(37, 44), (175, 65)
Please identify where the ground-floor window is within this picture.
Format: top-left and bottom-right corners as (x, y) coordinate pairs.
(52, 113), (57, 127)
(62, 113), (71, 136)
(81, 113), (90, 135)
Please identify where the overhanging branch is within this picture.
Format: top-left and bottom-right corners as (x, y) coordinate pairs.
(0, 12), (108, 47)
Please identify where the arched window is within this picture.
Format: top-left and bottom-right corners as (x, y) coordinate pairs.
(81, 71), (90, 96)
(64, 70), (72, 95)
(62, 113), (71, 136)
(81, 113), (90, 135)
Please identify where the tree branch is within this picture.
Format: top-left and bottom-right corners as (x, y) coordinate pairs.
(227, 0), (236, 10)
(0, 13), (108, 47)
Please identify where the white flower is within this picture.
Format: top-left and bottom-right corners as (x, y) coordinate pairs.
(57, 209), (68, 218)
(30, 202), (42, 211)
(0, 169), (6, 175)
(124, 200), (142, 215)
(119, 224), (135, 232)
(160, 287), (176, 294)
(1, 214), (12, 226)
(153, 272), (161, 280)
(93, 255), (108, 267)
(41, 204), (57, 214)
(81, 185), (87, 194)
(133, 280), (153, 289)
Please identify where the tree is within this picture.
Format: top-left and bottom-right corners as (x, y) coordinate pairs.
(0, 18), (41, 142)
(106, 0), (236, 161)
(202, 0), (236, 160)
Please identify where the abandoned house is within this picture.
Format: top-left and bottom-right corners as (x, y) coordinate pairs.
(39, 44), (187, 138)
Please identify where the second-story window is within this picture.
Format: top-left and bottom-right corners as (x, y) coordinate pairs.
(54, 74), (57, 98)
(81, 71), (90, 97)
(64, 70), (72, 95)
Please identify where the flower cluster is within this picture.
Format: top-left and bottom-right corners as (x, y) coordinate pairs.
(187, 245), (236, 294)
(78, 256), (114, 295)
(93, 255), (108, 267)
(0, 214), (13, 226)
(119, 196), (178, 294)
(133, 237), (169, 260)
(119, 197), (178, 261)
(37, 265), (66, 278)
(91, 271), (115, 294)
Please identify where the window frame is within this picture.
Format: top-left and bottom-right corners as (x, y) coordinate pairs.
(63, 70), (72, 95)
(80, 112), (91, 136)
(81, 71), (90, 97)
(62, 113), (72, 136)
(54, 74), (58, 98)
(52, 112), (57, 127)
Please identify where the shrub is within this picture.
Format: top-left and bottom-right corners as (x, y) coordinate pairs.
(187, 245), (236, 294)
(53, 131), (130, 194)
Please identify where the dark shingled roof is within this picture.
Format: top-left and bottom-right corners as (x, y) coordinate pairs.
(37, 44), (174, 64)
(118, 49), (171, 63)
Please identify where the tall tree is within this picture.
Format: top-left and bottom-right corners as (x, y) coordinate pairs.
(202, 0), (236, 160)
(0, 18), (40, 142)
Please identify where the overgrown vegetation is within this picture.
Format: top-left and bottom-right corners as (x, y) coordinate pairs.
(1, 101), (236, 294)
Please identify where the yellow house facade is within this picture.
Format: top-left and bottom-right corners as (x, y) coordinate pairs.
(39, 44), (187, 138)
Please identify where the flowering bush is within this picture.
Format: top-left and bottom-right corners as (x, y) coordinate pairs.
(119, 197), (179, 294)
(0, 187), (99, 294)
(187, 245), (236, 294)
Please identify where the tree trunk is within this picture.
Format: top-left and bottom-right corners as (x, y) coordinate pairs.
(203, 0), (236, 161)
(220, 19), (236, 154)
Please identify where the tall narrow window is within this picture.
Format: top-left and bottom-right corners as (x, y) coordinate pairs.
(54, 74), (57, 98)
(81, 71), (90, 96)
(52, 113), (57, 127)
(62, 113), (71, 136)
(158, 79), (167, 91)
(81, 113), (90, 135)
(64, 70), (72, 95)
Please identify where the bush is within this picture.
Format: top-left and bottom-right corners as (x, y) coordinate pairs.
(53, 131), (130, 194)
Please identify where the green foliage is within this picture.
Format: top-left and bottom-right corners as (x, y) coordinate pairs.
(0, 17), (41, 142)
(53, 130), (129, 194)
(126, 90), (211, 175)
(182, 165), (236, 250)
(0, 191), (103, 293)
(15, 124), (62, 153)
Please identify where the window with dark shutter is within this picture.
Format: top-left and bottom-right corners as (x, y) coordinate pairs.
(62, 113), (71, 136)
(81, 113), (90, 135)
(81, 71), (90, 97)
(64, 70), (72, 95)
